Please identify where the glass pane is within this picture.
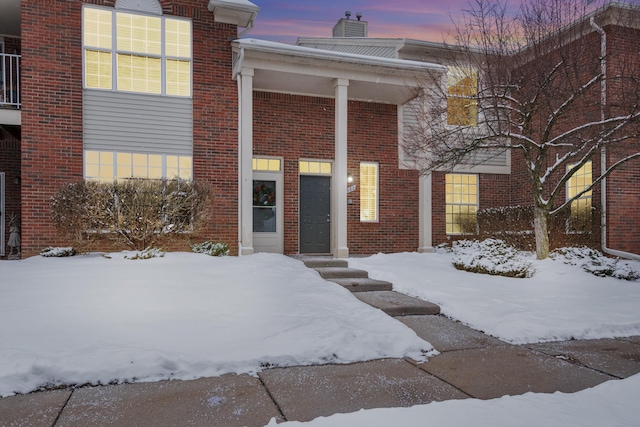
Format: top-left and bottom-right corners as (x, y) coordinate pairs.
(116, 13), (161, 55)
(148, 154), (162, 179)
(165, 19), (191, 58)
(84, 8), (112, 49)
(268, 159), (281, 171)
(253, 180), (277, 233)
(133, 153), (147, 178)
(85, 50), (112, 89)
(253, 180), (276, 207)
(166, 59), (190, 96)
(116, 152), (132, 179)
(253, 207), (276, 232)
(309, 162), (320, 174)
(320, 162), (332, 174)
(117, 54), (161, 94)
(299, 161), (309, 173)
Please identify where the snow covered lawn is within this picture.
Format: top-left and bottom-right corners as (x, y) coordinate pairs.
(0, 253), (433, 397)
(349, 251), (640, 344)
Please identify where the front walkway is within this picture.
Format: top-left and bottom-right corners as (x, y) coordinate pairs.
(1, 258), (639, 426)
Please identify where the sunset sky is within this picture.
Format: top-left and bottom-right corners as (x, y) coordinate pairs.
(247, 0), (640, 44)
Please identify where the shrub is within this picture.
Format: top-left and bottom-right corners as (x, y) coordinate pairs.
(452, 239), (534, 278)
(552, 247), (640, 281)
(40, 247), (77, 257)
(191, 241), (230, 257)
(51, 179), (213, 251)
(124, 247), (165, 260)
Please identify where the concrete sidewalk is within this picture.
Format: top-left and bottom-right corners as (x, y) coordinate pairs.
(2, 313), (639, 427)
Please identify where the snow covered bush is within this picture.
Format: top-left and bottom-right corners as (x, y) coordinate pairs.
(124, 247), (165, 260)
(452, 239), (534, 278)
(40, 247), (77, 257)
(50, 179), (212, 251)
(191, 241), (229, 257)
(551, 247), (640, 281)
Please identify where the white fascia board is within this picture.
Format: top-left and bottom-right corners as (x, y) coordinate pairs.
(233, 39), (446, 74)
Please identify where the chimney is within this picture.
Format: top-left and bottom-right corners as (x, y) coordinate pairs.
(332, 11), (368, 37)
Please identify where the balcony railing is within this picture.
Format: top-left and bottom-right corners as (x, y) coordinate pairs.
(1, 53), (21, 109)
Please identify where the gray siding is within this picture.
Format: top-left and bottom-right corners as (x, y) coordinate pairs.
(83, 90), (193, 155)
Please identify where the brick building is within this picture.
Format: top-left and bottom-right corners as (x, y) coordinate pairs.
(0, 0), (638, 259)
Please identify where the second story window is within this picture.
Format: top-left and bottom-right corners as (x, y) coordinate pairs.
(447, 66), (478, 127)
(83, 6), (192, 97)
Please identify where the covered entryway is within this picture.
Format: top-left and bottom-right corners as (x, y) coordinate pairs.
(300, 175), (331, 254)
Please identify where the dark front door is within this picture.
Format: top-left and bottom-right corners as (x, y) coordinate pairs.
(300, 175), (331, 254)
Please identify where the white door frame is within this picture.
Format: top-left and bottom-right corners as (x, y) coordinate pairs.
(252, 169), (284, 254)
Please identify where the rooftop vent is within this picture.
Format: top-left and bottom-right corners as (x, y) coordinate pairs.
(333, 11), (367, 37)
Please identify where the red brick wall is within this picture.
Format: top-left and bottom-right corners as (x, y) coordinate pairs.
(253, 92), (419, 254)
(19, 0), (239, 255)
(21, 0), (85, 256)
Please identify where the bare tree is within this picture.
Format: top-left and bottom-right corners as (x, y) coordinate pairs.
(404, 0), (640, 259)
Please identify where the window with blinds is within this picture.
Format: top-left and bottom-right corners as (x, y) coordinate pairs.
(360, 162), (379, 222)
(83, 6), (192, 97)
(445, 174), (478, 234)
(85, 150), (192, 181)
(567, 161), (592, 232)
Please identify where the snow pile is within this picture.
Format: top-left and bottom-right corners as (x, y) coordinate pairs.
(266, 374), (640, 427)
(452, 239), (534, 278)
(0, 253), (433, 397)
(552, 247), (640, 281)
(39, 247), (76, 257)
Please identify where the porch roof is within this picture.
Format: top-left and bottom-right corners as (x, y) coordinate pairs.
(232, 38), (445, 105)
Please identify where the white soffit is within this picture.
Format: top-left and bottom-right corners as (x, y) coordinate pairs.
(208, 0), (260, 27)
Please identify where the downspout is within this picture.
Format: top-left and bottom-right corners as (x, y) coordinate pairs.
(238, 19), (254, 38)
(590, 18), (640, 261)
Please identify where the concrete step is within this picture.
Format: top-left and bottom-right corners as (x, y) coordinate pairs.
(328, 278), (393, 292)
(314, 267), (369, 280)
(301, 258), (349, 269)
(354, 291), (440, 316)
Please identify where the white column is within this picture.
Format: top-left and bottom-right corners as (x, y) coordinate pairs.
(418, 173), (434, 252)
(239, 68), (254, 255)
(333, 79), (349, 258)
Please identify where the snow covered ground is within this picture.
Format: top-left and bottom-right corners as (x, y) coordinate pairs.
(349, 250), (640, 344)
(1, 247), (639, 425)
(0, 252), (433, 397)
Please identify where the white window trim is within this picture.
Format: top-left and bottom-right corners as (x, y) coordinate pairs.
(360, 162), (379, 223)
(445, 173), (478, 235)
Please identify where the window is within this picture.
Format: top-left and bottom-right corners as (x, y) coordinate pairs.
(447, 66), (478, 126)
(253, 157), (282, 233)
(253, 157), (282, 172)
(83, 6), (192, 96)
(85, 151), (192, 181)
(567, 161), (592, 232)
(360, 162), (378, 222)
(445, 174), (478, 234)
(299, 160), (332, 175)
